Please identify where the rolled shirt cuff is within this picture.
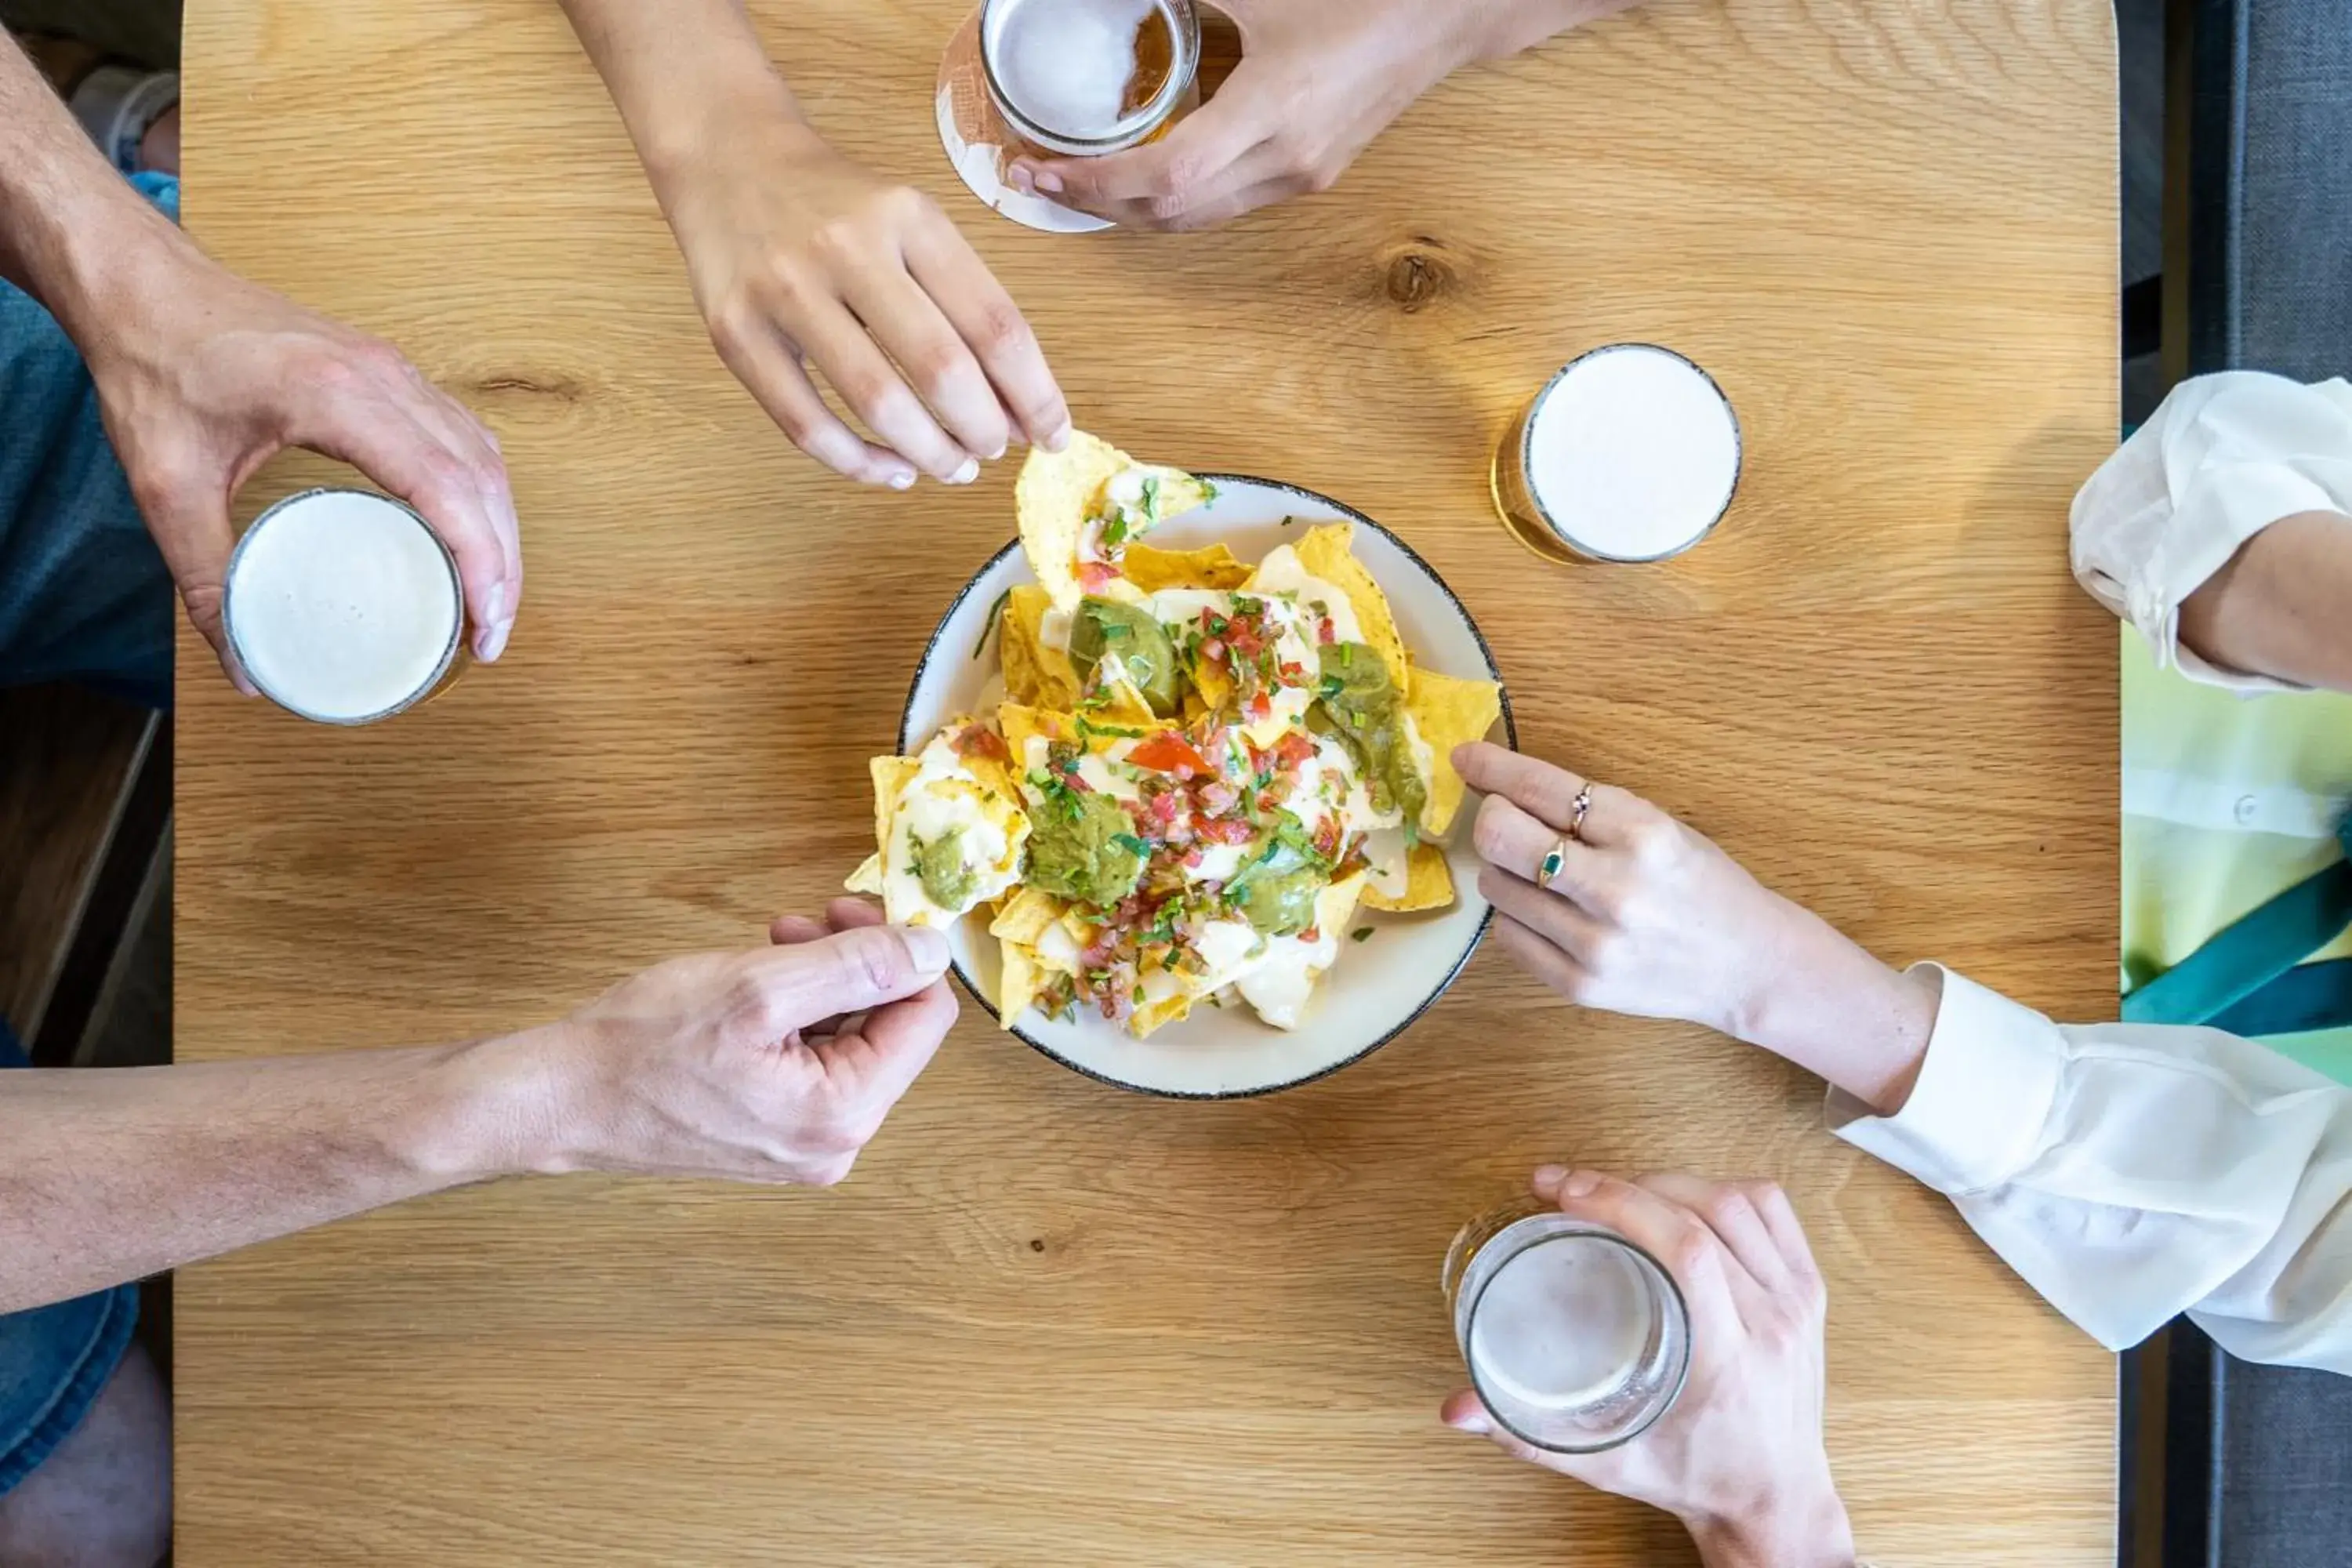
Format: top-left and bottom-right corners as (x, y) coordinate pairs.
(1825, 964), (2063, 1195)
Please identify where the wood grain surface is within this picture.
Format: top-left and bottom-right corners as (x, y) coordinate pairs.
(175, 0), (2121, 1562)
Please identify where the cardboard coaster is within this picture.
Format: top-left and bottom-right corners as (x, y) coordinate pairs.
(935, 6), (1115, 234)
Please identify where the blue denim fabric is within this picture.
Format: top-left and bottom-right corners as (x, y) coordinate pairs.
(0, 172), (179, 710)
(0, 1022), (142, 1500)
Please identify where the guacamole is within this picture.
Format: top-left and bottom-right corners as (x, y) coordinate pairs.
(1026, 788), (1148, 906)
(906, 827), (977, 911)
(1070, 597), (1181, 716)
(1314, 642), (1428, 828)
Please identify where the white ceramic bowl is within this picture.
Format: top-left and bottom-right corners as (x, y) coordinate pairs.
(901, 474), (1515, 1097)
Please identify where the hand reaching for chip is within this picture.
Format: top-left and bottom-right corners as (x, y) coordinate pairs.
(1007, 0), (1642, 231)
(557, 0), (1071, 487)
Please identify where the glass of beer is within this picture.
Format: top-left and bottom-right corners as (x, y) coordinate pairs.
(937, 0), (1200, 231)
(1441, 1201), (1692, 1454)
(221, 488), (467, 726)
(1491, 343), (1743, 565)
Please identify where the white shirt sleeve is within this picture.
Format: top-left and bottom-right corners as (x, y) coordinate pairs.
(2070, 372), (2352, 694)
(1828, 966), (2352, 1373)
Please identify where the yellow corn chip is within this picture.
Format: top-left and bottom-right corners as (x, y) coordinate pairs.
(1362, 842), (1454, 913)
(1189, 648), (1236, 714)
(1289, 524), (1409, 692)
(846, 854), (886, 895)
(1014, 431), (1211, 611)
(865, 755), (920, 856)
(1130, 992), (1193, 1039)
(1405, 667), (1504, 835)
(999, 702), (1075, 769)
(1123, 542), (1251, 593)
(1089, 671), (1158, 730)
(997, 939), (1041, 1031)
(1001, 585), (1080, 709)
(1316, 869), (1370, 936)
(990, 887), (1066, 946)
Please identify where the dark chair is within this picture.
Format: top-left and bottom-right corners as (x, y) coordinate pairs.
(2128, 4), (2352, 1566)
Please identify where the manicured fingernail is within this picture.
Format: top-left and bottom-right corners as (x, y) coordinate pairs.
(477, 617), (510, 662)
(1531, 1164), (1568, 1198)
(1562, 1170), (1604, 1199)
(1031, 169), (1063, 194)
(987, 437), (1008, 461)
(1006, 164), (1036, 194)
(886, 468), (916, 491)
(1040, 419), (1073, 453)
(1446, 1409), (1491, 1436)
(949, 457), (980, 485)
(903, 924), (951, 972)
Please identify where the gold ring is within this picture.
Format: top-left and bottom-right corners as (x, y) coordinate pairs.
(1536, 837), (1573, 891)
(1569, 783), (1594, 844)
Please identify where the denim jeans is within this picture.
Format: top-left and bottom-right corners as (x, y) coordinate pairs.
(0, 172), (177, 710)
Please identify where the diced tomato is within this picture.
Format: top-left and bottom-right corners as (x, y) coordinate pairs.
(1194, 779), (1239, 816)
(1272, 731), (1316, 771)
(1128, 731), (1213, 776)
(1199, 637), (1225, 664)
(1317, 619), (1336, 645)
(1199, 816), (1255, 845)
(1248, 693), (1273, 721)
(1079, 561), (1121, 593)
(953, 724), (1011, 764)
(1181, 848), (1205, 869)
(1146, 790), (1180, 826)
(1300, 927), (1320, 944)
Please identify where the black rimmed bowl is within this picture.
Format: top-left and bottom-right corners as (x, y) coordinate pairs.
(901, 474), (1515, 1098)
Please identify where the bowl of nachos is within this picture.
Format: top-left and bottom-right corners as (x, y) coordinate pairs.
(850, 433), (1513, 1097)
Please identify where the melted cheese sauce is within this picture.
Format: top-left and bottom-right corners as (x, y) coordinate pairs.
(884, 732), (1024, 925)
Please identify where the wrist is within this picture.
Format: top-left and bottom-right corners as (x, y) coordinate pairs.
(1684, 1483), (1856, 1568)
(1726, 902), (1939, 1114)
(628, 42), (810, 192)
(405, 1027), (586, 1183)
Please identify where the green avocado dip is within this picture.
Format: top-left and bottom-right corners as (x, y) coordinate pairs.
(1026, 787), (1148, 906)
(1070, 597), (1181, 717)
(906, 828), (977, 910)
(1225, 816), (1329, 938)
(1313, 642), (1428, 828)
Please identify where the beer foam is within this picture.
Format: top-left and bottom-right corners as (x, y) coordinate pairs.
(991, 0), (1157, 138)
(1469, 1236), (1650, 1412)
(1527, 346), (1739, 561)
(227, 491), (461, 723)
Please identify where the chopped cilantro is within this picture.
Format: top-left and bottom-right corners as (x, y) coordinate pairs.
(1111, 832), (1152, 858)
(1351, 927), (1374, 942)
(1101, 621), (1131, 641)
(973, 586), (1013, 662)
(1141, 474), (1161, 522)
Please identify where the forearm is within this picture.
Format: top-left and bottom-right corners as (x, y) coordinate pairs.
(2176, 510), (2352, 691)
(0, 1034), (561, 1312)
(1731, 902), (1940, 1116)
(557, 0), (811, 189)
(0, 31), (182, 342)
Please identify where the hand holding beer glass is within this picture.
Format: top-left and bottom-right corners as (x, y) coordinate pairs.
(1444, 1168), (1856, 1568)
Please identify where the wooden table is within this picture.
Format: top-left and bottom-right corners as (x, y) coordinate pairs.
(176, 1), (2120, 1561)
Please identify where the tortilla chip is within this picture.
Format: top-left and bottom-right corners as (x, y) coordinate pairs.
(1287, 524), (1409, 692)
(1124, 542), (1251, 593)
(866, 756), (921, 855)
(1316, 869), (1370, 937)
(998, 939), (1041, 1031)
(999, 702), (1075, 768)
(1405, 668), (1504, 835)
(990, 887), (1065, 946)
(1014, 431), (1212, 611)
(1188, 648), (1236, 714)
(1002, 585), (1080, 709)
(845, 853), (886, 895)
(1362, 843), (1454, 913)
(1088, 671), (1159, 730)
(1130, 992), (1193, 1039)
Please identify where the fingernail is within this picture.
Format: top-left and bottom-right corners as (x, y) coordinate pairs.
(1040, 419), (1073, 454)
(949, 457), (980, 485)
(903, 924), (951, 973)
(1531, 1164), (1568, 1198)
(1562, 1169), (1604, 1199)
(885, 466), (916, 491)
(476, 617), (510, 662)
(1032, 169), (1063, 194)
(1006, 164), (1036, 195)
(987, 437), (1008, 461)
(1446, 1409), (1491, 1436)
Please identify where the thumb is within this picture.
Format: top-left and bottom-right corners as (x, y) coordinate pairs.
(746, 923), (952, 1033)
(1015, 68), (1272, 220)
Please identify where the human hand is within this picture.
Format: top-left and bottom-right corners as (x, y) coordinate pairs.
(656, 112), (1069, 488)
(1007, 0), (1595, 231)
(524, 898), (958, 1185)
(1443, 1168), (1856, 1568)
(1454, 742), (1937, 1114)
(76, 234), (521, 688)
